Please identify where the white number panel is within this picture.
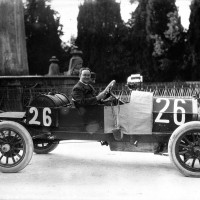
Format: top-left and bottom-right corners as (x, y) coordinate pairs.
(26, 107), (58, 127)
(153, 97), (198, 133)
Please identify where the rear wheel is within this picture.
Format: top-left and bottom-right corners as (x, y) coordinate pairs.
(168, 121), (200, 177)
(33, 140), (59, 154)
(0, 121), (33, 173)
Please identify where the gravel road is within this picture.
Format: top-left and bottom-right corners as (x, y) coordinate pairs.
(0, 141), (199, 200)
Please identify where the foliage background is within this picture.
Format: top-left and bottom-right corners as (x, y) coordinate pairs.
(24, 0), (200, 83)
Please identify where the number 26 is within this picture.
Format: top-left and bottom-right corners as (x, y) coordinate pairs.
(29, 107), (52, 126)
(155, 98), (186, 126)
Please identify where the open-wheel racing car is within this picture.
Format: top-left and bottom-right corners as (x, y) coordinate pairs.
(0, 80), (200, 177)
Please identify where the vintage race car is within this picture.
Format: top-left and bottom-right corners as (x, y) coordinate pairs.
(0, 80), (200, 177)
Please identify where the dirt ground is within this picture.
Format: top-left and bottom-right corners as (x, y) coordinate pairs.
(0, 141), (200, 200)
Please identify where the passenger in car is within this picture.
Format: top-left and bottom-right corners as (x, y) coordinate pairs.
(71, 68), (107, 107)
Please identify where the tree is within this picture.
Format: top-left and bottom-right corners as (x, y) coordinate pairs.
(146, 0), (177, 37)
(126, 0), (153, 81)
(151, 10), (186, 81)
(24, 0), (66, 75)
(127, 0), (185, 81)
(146, 0), (184, 81)
(76, 0), (128, 82)
(76, 0), (187, 82)
(186, 0), (200, 80)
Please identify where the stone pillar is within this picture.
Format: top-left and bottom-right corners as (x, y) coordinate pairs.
(65, 49), (83, 76)
(0, 0), (29, 75)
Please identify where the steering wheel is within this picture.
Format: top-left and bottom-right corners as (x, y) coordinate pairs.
(104, 80), (126, 105)
(101, 80), (121, 105)
(104, 80), (116, 94)
(104, 80), (118, 99)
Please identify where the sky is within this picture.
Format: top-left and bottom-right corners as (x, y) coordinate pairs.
(51, 0), (191, 44)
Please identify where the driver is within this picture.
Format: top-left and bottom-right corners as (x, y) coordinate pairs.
(71, 68), (108, 107)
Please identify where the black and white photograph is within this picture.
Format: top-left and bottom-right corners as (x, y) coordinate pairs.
(0, 0), (200, 199)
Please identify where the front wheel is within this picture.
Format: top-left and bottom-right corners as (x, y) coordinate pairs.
(168, 121), (200, 177)
(0, 121), (33, 173)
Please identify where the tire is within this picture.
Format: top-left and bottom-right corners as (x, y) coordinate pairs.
(168, 121), (200, 177)
(34, 140), (59, 154)
(0, 121), (33, 173)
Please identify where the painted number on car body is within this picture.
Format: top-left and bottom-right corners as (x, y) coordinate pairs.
(153, 97), (197, 132)
(27, 107), (55, 127)
(155, 98), (186, 125)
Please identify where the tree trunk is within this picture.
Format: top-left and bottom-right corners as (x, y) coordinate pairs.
(0, 0), (29, 75)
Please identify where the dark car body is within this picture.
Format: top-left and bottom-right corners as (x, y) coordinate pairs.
(0, 90), (200, 176)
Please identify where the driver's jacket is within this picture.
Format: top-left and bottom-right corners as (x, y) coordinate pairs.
(71, 81), (98, 107)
